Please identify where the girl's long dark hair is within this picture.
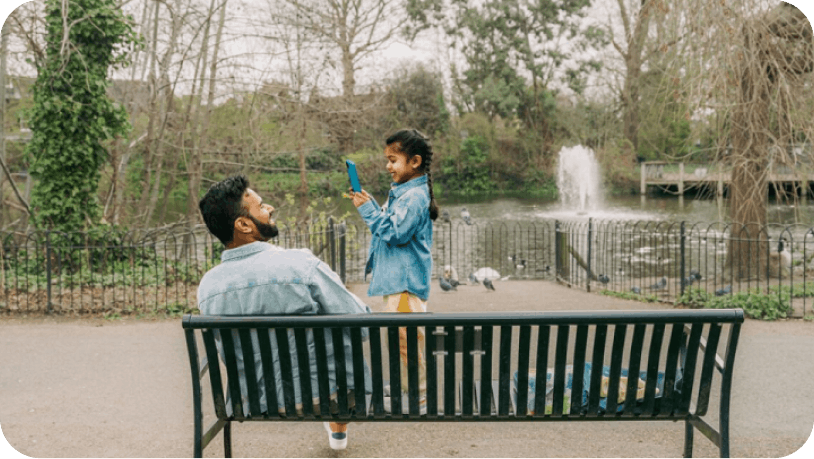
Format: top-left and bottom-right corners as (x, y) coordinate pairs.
(386, 129), (440, 221)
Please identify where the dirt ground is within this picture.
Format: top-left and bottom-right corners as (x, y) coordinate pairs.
(1, 280), (814, 458)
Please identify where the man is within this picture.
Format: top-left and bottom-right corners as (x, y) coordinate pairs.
(197, 174), (370, 451)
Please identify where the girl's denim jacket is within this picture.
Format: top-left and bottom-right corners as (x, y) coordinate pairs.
(357, 175), (433, 300)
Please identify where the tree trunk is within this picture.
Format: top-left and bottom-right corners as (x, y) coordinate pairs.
(727, 25), (772, 280)
(620, 0), (653, 154)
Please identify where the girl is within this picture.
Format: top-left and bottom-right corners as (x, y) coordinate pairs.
(350, 129), (439, 410)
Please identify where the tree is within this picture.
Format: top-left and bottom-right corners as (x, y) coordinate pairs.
(385, 65), (450, 136)
(270, 0), (404, 154)
(25, 0), (138, 232)
(726, 3), (812, 278)
(408, 0), (605, 135)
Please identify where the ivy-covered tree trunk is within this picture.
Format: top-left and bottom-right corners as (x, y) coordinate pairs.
(25, 0), (137, 232)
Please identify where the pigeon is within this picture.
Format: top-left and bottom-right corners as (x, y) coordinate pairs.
(597, 274), (610, 285)
(461, 207), (473, 225)
(631, 286), (642, 294)
(715, 285), (732, 296)
(469, 272), (478, 284)
(441, 209), (451, 223)
(448, 278), (460, 288)
(681, 275), (695, 287)
(648, 277), (667, 290)
(483, 278), (496, 291)
(509, 254), (527, 271)
(439, 277), (456, 292)
(689, 268), (702, 281)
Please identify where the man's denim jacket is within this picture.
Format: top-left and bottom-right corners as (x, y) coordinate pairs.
(357, 174), (433, 300)
(197, 241), (372, 413)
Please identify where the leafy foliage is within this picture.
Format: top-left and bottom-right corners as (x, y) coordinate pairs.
(25, 0), (139, 233)
(439, 135), (497, 195)
(675, 287), (797, 321)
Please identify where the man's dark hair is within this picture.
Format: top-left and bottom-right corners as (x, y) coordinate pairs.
(199, 175), (250, 245)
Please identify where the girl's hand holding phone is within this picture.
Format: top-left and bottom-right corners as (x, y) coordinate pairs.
(348, 188), (371, 208)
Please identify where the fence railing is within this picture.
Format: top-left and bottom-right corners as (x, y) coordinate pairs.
(2, 219), (812, 316)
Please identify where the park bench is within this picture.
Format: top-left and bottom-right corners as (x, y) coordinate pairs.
(182, 308), (743, 458)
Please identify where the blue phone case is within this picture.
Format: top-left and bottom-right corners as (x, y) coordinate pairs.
(346, 160), (362, 192)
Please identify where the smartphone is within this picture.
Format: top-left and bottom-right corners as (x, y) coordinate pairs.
(346, 159), (362, 193)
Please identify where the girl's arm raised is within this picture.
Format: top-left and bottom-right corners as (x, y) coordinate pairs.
(358, 191), (427, 245)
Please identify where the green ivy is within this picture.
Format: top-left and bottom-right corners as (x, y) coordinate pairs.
(675, 287), (796, 321)
(25, 0), (140, 234)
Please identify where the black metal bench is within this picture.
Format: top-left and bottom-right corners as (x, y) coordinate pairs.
(183, 309), (743, 457)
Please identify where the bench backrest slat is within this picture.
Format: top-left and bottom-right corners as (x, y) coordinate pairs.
(368, 327), (386, 417)
(606, 324), (627, 414)
(678, 323), (704, 415)
(406, 327), (421, 415)
(443, 326), (456, 416)
(330, 327), (349, 416)
(515, 325), (533, 417)
(496, 326), (510, 416)
(552, 325), (569, 416)
(238, 329), (262, 417)
(659, 324), (685, 418)
(425, 326), (439, 416)
(623, 324), (647, 416)
(293, 328), (314, 417)
(642, 323), (666, 415)
(274, 328), (297, 416)
(696, 323), (723, 416)
(461, 326), (475, 416)
(587, 324), (608, 414)
(201, 329), (228, 419)
(255, 329), (280, 418)
(351, 328), (368, 419)
(219, 330), (245, 419)
(571, 325), (589, 415)
(533, 325), (551, 416)
(386, 327), (402, 415)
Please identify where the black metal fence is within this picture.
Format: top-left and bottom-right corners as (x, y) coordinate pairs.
(2, 218), (812, 316)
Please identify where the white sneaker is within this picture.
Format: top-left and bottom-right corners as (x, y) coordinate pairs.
(323, 422), (348, 450)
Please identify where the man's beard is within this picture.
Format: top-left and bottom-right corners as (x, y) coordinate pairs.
(248, 215), (279, 240)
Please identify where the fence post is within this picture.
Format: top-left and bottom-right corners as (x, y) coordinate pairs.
(587, 218), (593, 292)
(680, 221), (686, 297)
(338, 222), (346, 284)
(555, 220), (569, 283)
(328, 217), (337, 272)
(45, 230), (52, 313)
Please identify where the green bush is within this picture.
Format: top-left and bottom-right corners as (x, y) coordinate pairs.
(675, 287), (794, 321)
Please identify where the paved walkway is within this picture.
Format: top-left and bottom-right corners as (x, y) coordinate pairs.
(1, 280), (813, 457)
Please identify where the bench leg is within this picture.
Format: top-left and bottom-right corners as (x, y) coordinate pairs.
(193, 420), (202, 458)
(684, 420), (694, 458)
(224, 421), (232, 458)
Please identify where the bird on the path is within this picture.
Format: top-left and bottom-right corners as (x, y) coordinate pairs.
(715, 285), (732, 296)
(469, 272), (478, 284)
(441, 209), (451, 223)
(631, 286), (642, 294)
(461, 207), (473, 225)
(448, 278), (460, 288)
(597, 274), (610, 285)
(483, 278), (496, 291)
(439, 277), (456, 292)
(681, 275), (695, 287)
(648, 277), (667, 290)
(689, 268), (702, 281)
(509, 254), (527, 271)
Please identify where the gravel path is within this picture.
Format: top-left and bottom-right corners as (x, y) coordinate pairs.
(2, 280), (813, 457)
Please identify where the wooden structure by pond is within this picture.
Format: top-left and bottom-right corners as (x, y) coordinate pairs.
(640, 162), (814, 199)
